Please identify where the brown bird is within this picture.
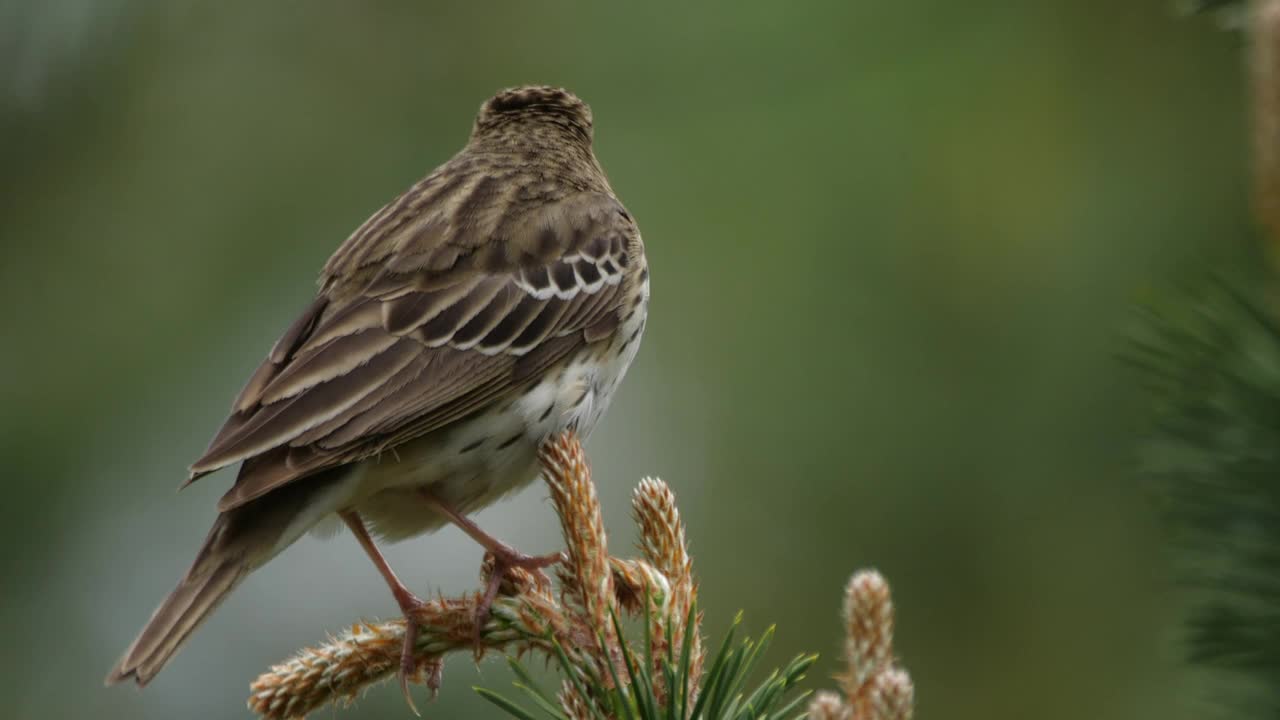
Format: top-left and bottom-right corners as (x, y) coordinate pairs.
(106, 85), (649, 706)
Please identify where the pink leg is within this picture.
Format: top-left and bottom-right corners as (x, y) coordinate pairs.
(416, 490), (562, 640)
(341, 510), (426, 715)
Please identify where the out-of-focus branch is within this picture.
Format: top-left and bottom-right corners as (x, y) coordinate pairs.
(1252, 0), (1280, 249)
(807, 571), (915, 720)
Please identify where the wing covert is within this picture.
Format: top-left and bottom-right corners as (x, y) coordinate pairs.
(188, 189), (637, 511)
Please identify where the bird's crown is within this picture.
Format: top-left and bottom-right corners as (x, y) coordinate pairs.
(473, 85), (593, 139)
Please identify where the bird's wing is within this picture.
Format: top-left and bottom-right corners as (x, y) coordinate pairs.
(187, 182), (637, 512)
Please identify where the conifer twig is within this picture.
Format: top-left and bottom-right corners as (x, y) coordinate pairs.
(247, 432), (717, 719)
(808, 570), (915, 720)
(247, 431), (877, 720)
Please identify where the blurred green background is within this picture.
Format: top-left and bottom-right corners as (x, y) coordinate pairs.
(0, 2), (1251, 718)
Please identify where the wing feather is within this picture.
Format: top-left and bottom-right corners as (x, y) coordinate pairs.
(381, 278), (480, 336)
(260, 329), (399, 405)
(196, 339), (421, 472)
(189, 187), (639, 510)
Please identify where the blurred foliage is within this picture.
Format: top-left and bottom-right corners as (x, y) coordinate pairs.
(1183, 0), (1247, 29)
(1132, 262), (1280, 716)
(0, 2), (1260, 719)
(1185, 0), (1245, 15)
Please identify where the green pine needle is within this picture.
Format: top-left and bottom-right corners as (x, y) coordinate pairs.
(1133, 268), (1280, 716)
(479, 600), (813, 720)
(476, 686), (545, 720)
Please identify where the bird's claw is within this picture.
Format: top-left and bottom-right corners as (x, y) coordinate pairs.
(396, 596), (430, 716)
(474, 546), (563, 649)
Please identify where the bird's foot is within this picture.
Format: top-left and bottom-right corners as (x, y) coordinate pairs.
(474, 545), (564, 646)
(339, 510), (440, 714)
(394, 591), (432, 716)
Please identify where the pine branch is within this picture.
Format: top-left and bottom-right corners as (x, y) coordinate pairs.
(245, 432), (914, 719)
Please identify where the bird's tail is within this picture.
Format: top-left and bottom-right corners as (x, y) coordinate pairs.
(107, 467), (344, 686)
(105, 509), (272, 687)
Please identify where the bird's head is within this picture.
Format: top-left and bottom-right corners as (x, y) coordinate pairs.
(471, 85), (594, 147)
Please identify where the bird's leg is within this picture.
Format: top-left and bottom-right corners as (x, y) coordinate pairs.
(340, 510), (428, 716)
(416, 489), (563, 640)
